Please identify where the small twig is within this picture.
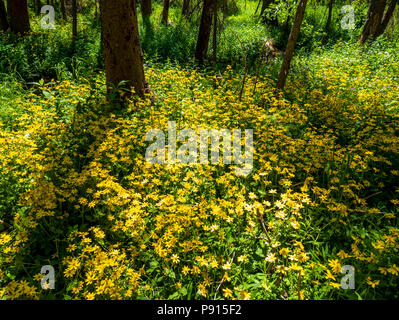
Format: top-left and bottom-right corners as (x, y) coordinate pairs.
(253, 41), (268, 95)
(364, 191), (383, 200)
(291, 181), (305, 188)
(348, 209), (390, 215)
(257, 209), (277, 274)
(255, 0), (262, 14)
(297, 272), (302, 300)
(214, 252), (236, 299)
(226, 25), (247, 102)
(257, 211), (272, 245)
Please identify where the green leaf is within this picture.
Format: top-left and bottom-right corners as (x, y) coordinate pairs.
(43, 91), (52, 99)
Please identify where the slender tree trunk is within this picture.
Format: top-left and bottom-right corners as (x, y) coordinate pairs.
(359, 0), (387, 44)
(141, 0), (152, 32)
(182, 0), (190, 17)
(72, 0), (77, 38)
(260, 0), (276, 23)
(276, 0), (308, 90)
(221, 0), (227, 18)
(0, 0), (8, 31)
(35, 0), (41, 15)
(212, 0), (218, 63)
(100, 0), (147, 101)
(324, 0), (334, 34)
(141, 0), (152, 17)
(255, 0), (261, 14)
(195, 0), (215, 64)
(6, 0), (30, 35)
(375, 0), (397, 37)
(161, 0), (170, 25)
(60, 0), (66, 20)
(322, 0), (334, 44)
(260, 0), (272, 16)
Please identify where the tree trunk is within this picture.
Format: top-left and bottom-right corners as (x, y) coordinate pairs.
(221, 0), (227, 18)
(374, 0), (397, 38)
(60, 0), (66, 20)
(35, 0), (41, 15)
(182, 0), (190, 17)
(324, 0), (334, 34)
(100, 0), (147, 101)
(95, 0), (98, 20)
(0, 0), (8, 31)
(6, 0), (30, 35)
(212, 0), (218, 63)
(359, 0), (387, 44)
(321, 0), (334, 44)
(195, 0), (215, 64)
(141, 0), (152, 17)
(72, 0), (77, 37)
(276, 0), (308, 90)
(260, 0), (276, 23)
(260, 0), (272, 16)
(161, 0), (170, 25)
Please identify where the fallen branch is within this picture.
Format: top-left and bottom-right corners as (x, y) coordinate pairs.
(364, 191), (383, 200)
(213, 251), (236, 299)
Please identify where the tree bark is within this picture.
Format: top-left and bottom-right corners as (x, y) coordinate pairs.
(375, 0), (397, 38)
(72, 0), (77, 37)
(100, 0), (147, 101)
(182, 0), (190, 17)
(212, 0), (218, 63)
(324, 0), (334, 34)
(276, 0), (308, 90)
(321, 0), (334, 44)
(260, 0), (273, 16)
(0, 0), (8, 31)
(260, 0), (277, 24)
(60, 0), (66, 20)
(141, 0), (152, 17)
(161, 0), (170, 25)
(359, 0), (387, 44)
(6, 0), (30, 35)
(35, 0), (41, 15)
(195, 0), (215, 64)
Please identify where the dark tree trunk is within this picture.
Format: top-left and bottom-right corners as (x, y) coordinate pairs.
(375, 0), (397, 38)
(161, 0), (170, 25)
(212, 0), (218, 63)
(95, 0), (98, 20)
(141, 0), (152, 17)
(322, 0), (334, 44)
(35, 0), (41, 15)
(260, 0), (277, 24)
(182, 0), (190, 17)
(221, 0), (227, 17)
(276, 0), (308, 90)
(100, 0), (147, 101)
(359, 0), (387, 44)
(0, 0), (8, 31)
(72, 0), (77, 37)
(60, 0), (66, 20)
(324, 0), (334, 34)
(195, 0), (215, 64)
(6, 0), (30, 35)
(260, 0), (272, 16)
